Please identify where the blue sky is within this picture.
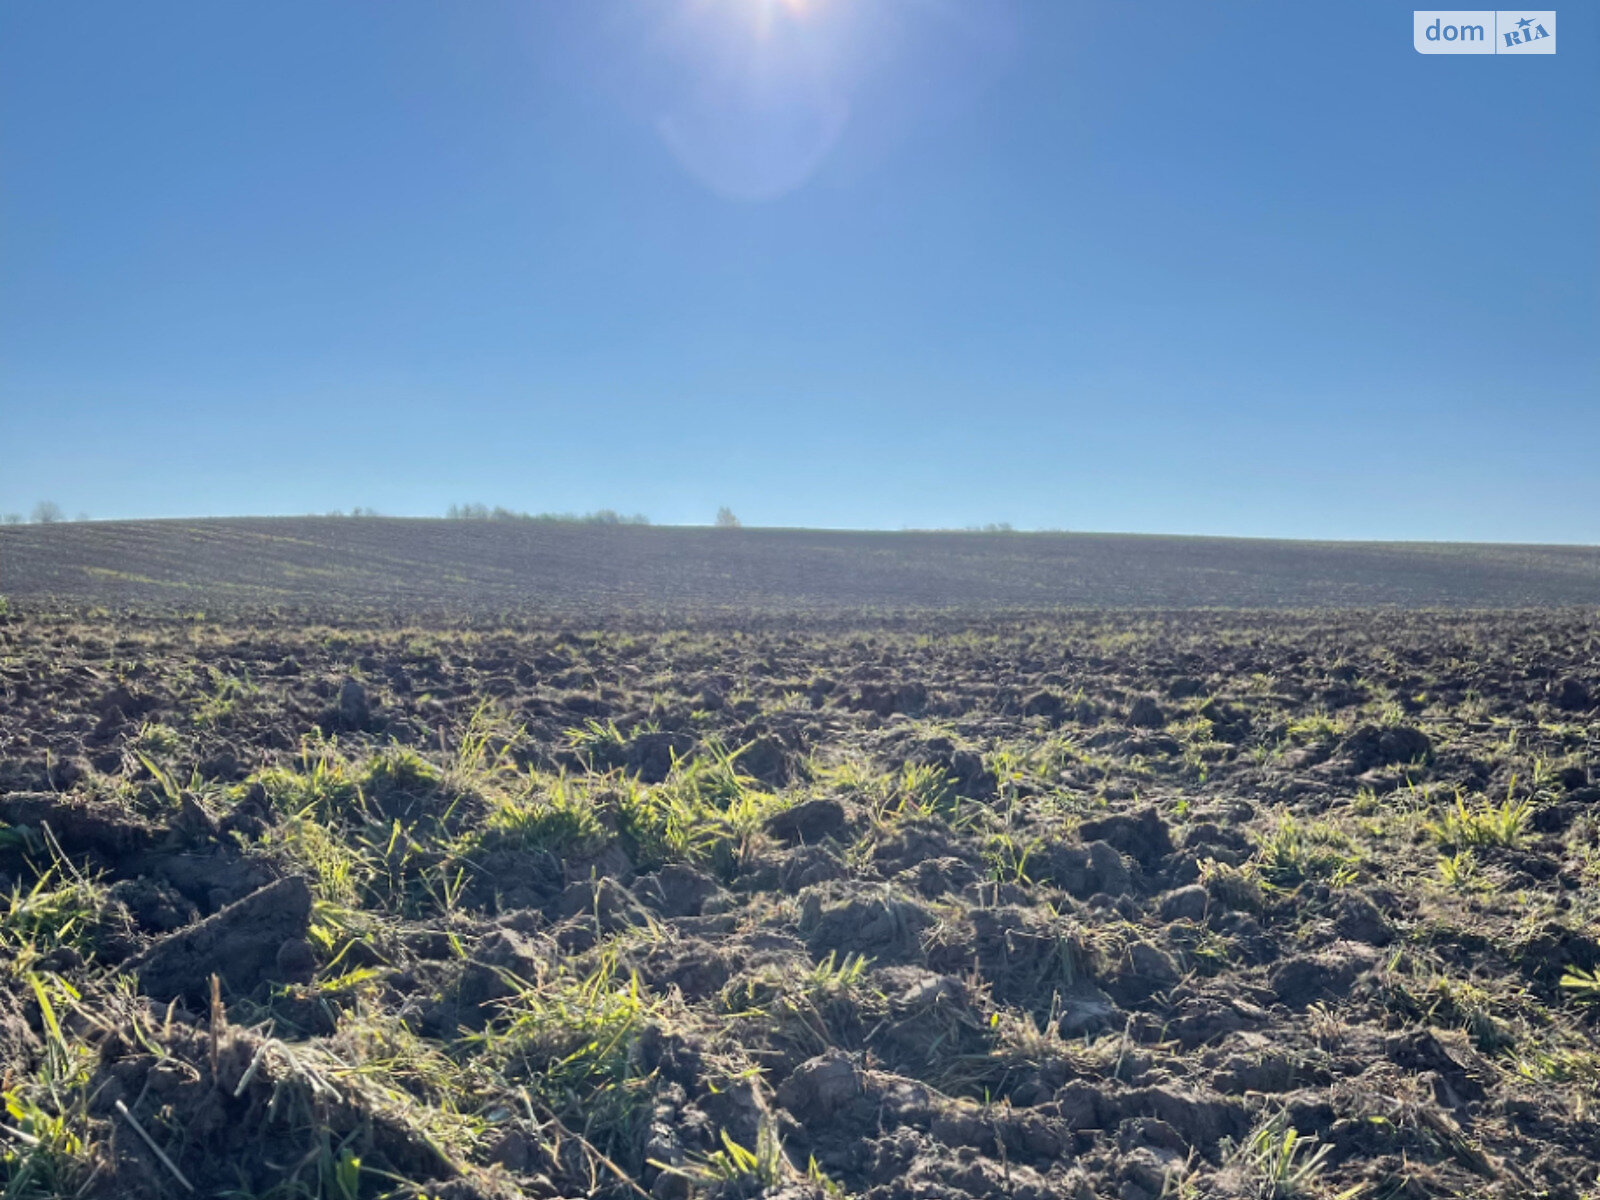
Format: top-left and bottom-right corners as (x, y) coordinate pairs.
(2, 2), (1595, 540)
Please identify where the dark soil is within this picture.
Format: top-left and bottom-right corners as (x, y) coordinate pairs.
(0, 606), (1597, 1199)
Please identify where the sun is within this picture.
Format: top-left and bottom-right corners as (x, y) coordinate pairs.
(709, 0), (825, 39)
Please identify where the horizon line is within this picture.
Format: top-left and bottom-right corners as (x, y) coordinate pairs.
(3, 511), (1597, 551)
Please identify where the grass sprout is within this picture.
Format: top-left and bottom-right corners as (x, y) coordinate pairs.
(1426, 789), (1531, 850)
(1559, 966), (1600, 1005)
(1221, 1109), (1344, 1199)
(1253, 812), (1358, 888)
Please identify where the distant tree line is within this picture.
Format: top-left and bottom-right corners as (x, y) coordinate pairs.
(897, 524), (1082, 533)
(444, 504), (650, 525)
(904, 522), (1017, 533)
(0, 501), (90, 524)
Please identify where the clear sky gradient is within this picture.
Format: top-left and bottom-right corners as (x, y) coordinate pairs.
(2, 2), (1595, 539)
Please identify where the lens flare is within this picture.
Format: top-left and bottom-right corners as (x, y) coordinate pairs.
(653, 0), (852, 201)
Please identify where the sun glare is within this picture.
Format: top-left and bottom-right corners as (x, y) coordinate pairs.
(729, 0), (822, 32)
(653, 0), (854, 200)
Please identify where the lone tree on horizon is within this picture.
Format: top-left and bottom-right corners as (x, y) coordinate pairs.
(715, 507), (741, 529)
(31, 501), (63, 524)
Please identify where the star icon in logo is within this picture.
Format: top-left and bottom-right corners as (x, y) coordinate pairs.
(1516, 16), (1534, 28)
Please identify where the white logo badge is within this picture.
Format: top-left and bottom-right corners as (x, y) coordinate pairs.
(1414, 11), (1555, 54)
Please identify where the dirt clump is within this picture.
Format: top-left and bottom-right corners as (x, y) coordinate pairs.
(120, 875), (312, 1002)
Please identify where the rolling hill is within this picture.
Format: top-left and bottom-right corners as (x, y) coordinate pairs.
(1, 518), (1597, 614)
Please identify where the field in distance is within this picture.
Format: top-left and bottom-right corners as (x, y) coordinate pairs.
(3, 517), (1599, 613)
